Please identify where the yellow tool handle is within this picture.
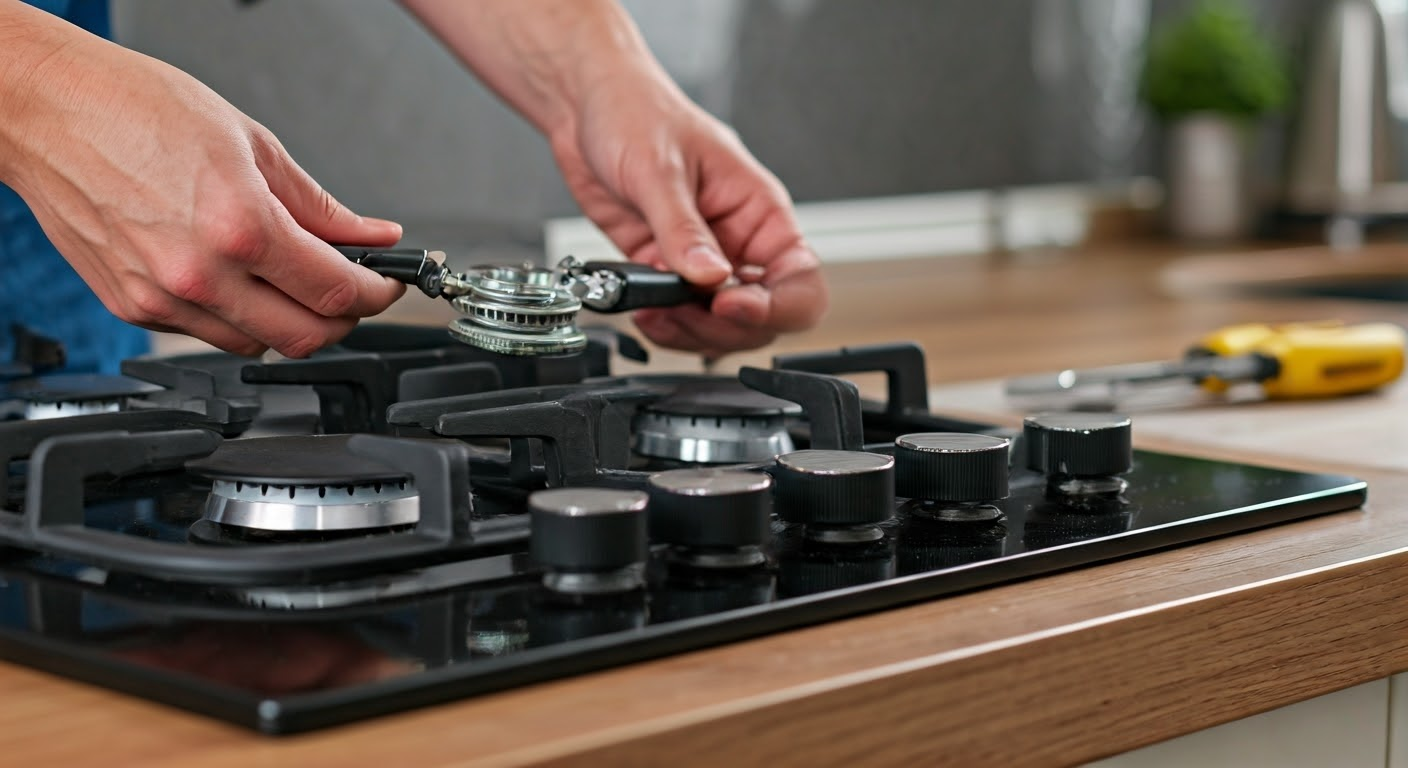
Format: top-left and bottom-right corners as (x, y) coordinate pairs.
(1192, 321), (1406, 398)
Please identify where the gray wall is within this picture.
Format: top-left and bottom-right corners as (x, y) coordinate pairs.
(111, 0), (1325, 251)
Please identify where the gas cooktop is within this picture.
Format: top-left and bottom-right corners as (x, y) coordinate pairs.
(0, 324), (1365, 733)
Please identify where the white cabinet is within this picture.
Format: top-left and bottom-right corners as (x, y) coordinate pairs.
(1387, 674), (1408, 768)
(1087, 679), (1389, 768)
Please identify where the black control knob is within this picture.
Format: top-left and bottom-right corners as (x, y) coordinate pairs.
(894, 433), (1009, 502)
(774, 450), (895, 529)
(648, 468), (773, 566)
(529, 488), (649, 594)
(1023, 412), (1132, 477)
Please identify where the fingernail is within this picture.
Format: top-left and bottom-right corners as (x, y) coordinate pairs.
(724, 304), (757, 323)
(723, 289), (768, 325)
(685, 245), (731, 280)
(737, 264), (767, 283)
(726, 298), (771, 324)
(771, 245), (820, 278)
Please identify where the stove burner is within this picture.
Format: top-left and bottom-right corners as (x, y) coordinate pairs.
(202, 480), (418, 533)
(633, 379), (800, 464)
(187, 435), (420, 533)
(1, 373), (161, 420)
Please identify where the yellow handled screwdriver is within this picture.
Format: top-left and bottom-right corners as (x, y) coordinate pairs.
(1004, 321), (1406, 404)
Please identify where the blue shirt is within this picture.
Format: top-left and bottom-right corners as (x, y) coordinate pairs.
(1, 0), (150, 373)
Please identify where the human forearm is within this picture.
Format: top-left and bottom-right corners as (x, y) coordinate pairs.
(399, 0), (674, 139)
(0, 0), (81, 185)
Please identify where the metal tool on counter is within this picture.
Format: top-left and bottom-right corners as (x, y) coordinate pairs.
(1005, 321), (1407, 407)
(337, 246), (699, 356)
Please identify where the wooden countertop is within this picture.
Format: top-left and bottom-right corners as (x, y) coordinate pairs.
(20, 242), (1408, 767)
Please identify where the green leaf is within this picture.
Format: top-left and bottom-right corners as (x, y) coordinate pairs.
(1139, 0), (1290, 118)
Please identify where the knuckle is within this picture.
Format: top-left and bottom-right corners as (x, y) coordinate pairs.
(248, 124), (287, 165)
(121, 283), (179, 326)
(712, 118), (742, 143)
(651, 152), (688, 178)
(158, 263), (218, 306)
(277, 329), (331, 360)
(276, 318), (352, 359)
(622, 148), (683, 192)
(250, 123), (280, 151)
(199, 209), (269, 265)
(313, 278), (359, 318)
(762, 174), (792, 209)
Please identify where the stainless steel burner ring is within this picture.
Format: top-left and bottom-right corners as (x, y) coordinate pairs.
(24, 399), (123, 420)
(633, 411), (795, 464)
(203, 479), (420, 532)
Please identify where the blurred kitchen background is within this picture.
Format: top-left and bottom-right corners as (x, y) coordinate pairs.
(110, 0), (1382, 262)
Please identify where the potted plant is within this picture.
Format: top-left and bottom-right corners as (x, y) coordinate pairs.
(1140, 0), (1289, 242)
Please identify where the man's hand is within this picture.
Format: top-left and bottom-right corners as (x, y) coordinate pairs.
(404, 0), (828, 358)
(550, 73), (827, 359)
(0, 1), (405, 357)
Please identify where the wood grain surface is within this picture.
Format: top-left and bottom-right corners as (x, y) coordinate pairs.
(23, 242), (1408, 767)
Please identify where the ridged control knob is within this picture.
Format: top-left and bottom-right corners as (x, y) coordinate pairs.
(530, 488), (648, 589)
(1023, 413), (1132, 477)
(894, 433), (1009, 502)
(774, 450), (895, 527)
(648, 468), (773, 551)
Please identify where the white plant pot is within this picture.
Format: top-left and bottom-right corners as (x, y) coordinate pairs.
(1163, 114), (1255, 242)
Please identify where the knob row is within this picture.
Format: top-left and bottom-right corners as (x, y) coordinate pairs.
(528, 417), (1134, 593)
(529, 434), (1011, 574)
(527, 434), (993, 581)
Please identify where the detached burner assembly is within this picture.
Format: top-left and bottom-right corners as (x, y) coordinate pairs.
(337, 247), (699, 356)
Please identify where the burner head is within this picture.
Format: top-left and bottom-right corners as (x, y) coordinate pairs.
(632, 379), (800, 464)
(448, 264), (587, 356)
(187, 435), (419, 533)
(2, 374), (161, 420)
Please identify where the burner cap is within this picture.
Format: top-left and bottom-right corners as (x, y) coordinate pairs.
(1, 374), (161, 420)
(187, 435), (407, 486)
(188, 435), (419, 533)
(1, 373), (162, 403)
(633, 378), (799, 464)
(645, 378), (801, 418)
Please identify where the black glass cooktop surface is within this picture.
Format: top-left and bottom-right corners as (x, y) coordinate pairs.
(0, 448), (1364, 733)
